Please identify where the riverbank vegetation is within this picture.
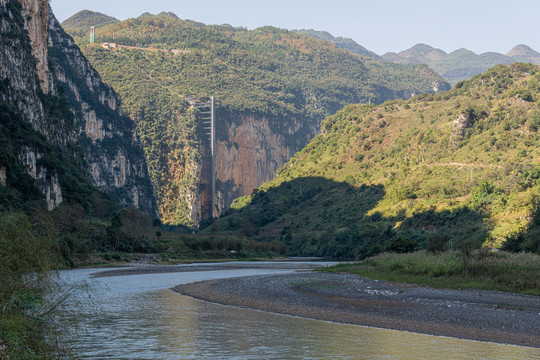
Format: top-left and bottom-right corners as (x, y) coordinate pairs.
(324, 250), (540, 295)
(0, 206), (285, 357)
(0, 213), (62, 358)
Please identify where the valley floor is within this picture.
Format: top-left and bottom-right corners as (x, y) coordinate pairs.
(173, 271), (540, 348)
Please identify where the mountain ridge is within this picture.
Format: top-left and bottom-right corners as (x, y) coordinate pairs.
(291, 29), (382, 60)
(62, 10), (540, 86)
(63, 11), (449, 227)
(60, 9), (119, 37)
(383, 43), (540, 85)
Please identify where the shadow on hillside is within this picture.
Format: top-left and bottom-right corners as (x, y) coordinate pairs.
(503, 207), (540, 254)
(211, 176), (490, 259)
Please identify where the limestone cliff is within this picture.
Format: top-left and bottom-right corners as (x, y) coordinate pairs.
(0, 0), (156, 214)
(213, 111), (315, 216)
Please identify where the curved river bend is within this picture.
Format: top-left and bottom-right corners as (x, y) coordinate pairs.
(56, 262), (540, 359)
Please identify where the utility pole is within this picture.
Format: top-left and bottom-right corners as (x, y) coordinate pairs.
(466, 167), (473, 182)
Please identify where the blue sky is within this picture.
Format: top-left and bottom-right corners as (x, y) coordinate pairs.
(50, 0), (540, 56)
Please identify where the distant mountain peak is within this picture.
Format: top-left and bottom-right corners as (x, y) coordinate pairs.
(157, 11), (180, 19)
(451, 48), (476, 55)
(381, 43), (447, 66)
(410, 43), (436, 51)
(61, 9), (119, 30)
(507, 44), (540, 58)
(295, 29), (334, 41)
(382, 43), (539, 85)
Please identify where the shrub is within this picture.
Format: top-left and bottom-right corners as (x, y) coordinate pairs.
(510, 89), (533, 102)
(469, 181), (502, 210)
(426, 232), (450, 254)
(387, 236), (416, 253)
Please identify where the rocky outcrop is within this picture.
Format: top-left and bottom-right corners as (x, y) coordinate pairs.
(20, 0), (52, 94)
(17, 146), (62, 210)
(449, 112), (472, 147)
(0, 0), (48, 133)
(0, 0), (156, 214)
(0, 166), (6, 187)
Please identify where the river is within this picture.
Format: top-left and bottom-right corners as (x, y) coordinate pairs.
(55, 262), (540, 359)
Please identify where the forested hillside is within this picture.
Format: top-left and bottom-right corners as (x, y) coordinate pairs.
(63, 11), (449, 226)
(208, 63), (540, 258)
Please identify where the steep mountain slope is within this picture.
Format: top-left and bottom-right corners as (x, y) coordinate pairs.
(383, 44), (540, 85)
(292, 29), (381, 59)
(208, 63), (540, 257)
(0, 0), (155, 214)
(64, 12), (449, 226)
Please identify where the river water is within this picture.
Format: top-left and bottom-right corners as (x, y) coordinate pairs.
(55, 262), (540, 359)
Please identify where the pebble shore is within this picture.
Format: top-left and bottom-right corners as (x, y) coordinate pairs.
(174, 272), (540, 348)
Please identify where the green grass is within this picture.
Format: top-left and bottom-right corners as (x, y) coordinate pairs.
(323, 250), (540, 296)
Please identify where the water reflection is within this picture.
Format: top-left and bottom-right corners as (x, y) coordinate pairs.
(57, 266), (540, 359)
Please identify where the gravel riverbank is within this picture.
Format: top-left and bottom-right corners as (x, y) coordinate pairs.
(173, 271), (540, 348)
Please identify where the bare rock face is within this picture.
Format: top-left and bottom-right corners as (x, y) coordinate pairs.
(159, 107), (316, 227)
(20, 0), (51, 94)
(16, 146), (62, 209)
(0, 0), (156, 214)
(214, 112), (306, 214)
(196, 110), (316, 220)
(449, 112), (472, 147)
(47, 10), (156, 214)
(0, 166), (6, 187)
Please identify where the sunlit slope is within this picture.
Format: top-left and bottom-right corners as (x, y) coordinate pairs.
(210, 64), (540, 257)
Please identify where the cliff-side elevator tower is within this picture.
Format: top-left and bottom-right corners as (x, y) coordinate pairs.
(187, 96), (215, 220)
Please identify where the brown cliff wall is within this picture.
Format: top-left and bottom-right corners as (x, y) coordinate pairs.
(209, 110), (317, 217)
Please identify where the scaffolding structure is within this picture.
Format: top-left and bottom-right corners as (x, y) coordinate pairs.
(188, 96), (215, 218)
(90, 26), (95, 44)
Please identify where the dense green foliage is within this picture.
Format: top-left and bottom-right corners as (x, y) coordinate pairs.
(73, 14), (448, 116)
(0, 212), (62, 359)
(64, 12), (448, 226)
(325, 251), (540, 295)
(383, 43), (540, 85)
(207, 63), (540, 257)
